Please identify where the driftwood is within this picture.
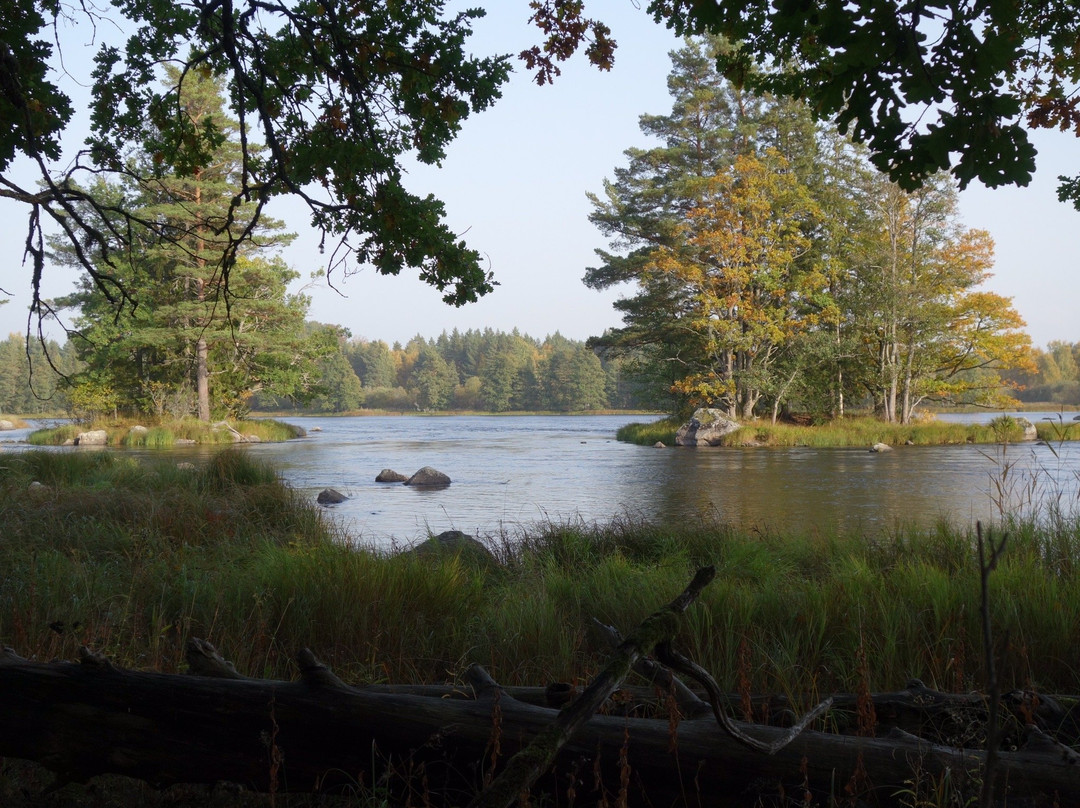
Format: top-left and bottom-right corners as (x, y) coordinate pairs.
(4, 567), (1080, 806)
(5, 644), (1080, 806)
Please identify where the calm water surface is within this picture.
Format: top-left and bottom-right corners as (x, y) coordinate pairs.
(243, 413), (1079, 545)
(6, 413), (1077, 545)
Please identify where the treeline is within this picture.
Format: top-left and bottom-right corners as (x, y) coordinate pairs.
(257, 329), (646, 413)
(1006, 341), (1080, 405)
(0, 335), (79, 415)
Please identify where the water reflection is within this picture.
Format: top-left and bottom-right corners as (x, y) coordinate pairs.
(5, 414), (1078, 545)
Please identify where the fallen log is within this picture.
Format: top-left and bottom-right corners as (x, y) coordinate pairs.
(3, 643), (1080, 806)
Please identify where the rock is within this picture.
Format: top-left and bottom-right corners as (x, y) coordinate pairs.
(310, 426), (322, 432)
(175, 438), (196, 446)
(375, 468), (408, 483)
(177, 462), (197, 471)
(0, 419), (15, 430)
(404, 466), (451, 487)
(129, 425), (149, 435)
(1016, 417), (1038, 441)
(870, 443), (893, 452)
(316, 488), (348, 505)
(653, 441), (666, 448)
(674, 408), (741, 446)
(243, 434), (261, 443)
(409, 530), (497, 569)
(75, 429), (108, 446)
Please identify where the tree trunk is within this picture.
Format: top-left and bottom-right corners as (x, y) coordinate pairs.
(3, 644), (1080, 806)
(197, 335), (210, 422)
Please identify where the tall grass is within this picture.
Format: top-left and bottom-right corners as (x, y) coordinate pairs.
(28, 417), (304, 446)
(618, 414), (1080, 447)
(4, 450), (1080, 701)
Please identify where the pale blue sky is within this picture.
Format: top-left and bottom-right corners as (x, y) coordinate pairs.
(2, 2), (1077, 349)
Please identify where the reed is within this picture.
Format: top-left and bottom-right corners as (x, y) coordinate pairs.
(618, 414), (1080, 448)
(28, 417), (305, 447)
(4, 451), (1080, 704)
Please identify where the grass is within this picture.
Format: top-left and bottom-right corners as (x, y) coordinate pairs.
(618, 413), (1080, 447)
(3, 449), (1080, 697)
(27, 417), (304, 447)
(4, 449), (1080, 806)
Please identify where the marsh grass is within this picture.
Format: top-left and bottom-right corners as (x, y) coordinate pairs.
(618, 414), (1080, 448)
(5, 451), (1079, 703)
(28, 417), (304, 447)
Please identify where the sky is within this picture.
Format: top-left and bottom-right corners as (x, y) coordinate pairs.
(2, 2), (1078, 350)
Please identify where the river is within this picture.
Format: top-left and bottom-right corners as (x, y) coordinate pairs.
(5, 413), (1078, 545)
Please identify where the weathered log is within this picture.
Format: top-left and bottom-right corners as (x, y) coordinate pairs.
(5, 643), (1080, 806)
(471, 565), (717, 808)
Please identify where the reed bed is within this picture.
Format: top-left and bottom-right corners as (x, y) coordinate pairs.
(4, 449), (1080, 704)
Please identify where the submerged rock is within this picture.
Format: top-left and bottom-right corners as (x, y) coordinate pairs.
(404, 466), (451, 487)
(375, 468), (408, 483)
(316, 488), (348, 505)
(675, 408), (741, 446)
(870, 443), (892, 453)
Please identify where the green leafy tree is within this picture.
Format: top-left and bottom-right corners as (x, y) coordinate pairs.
(530, 1), (1080, 202)
(850, 176), (1034, 421)
(586, 39), (825, 419)
(413, 346), (458, 410)
(56, 71), (333, 420)
(4, 0), (510, 327)
(346, 340), (398, 390)
(0, 334), (78, 414)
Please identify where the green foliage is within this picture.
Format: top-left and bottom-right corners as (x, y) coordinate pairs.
(54, 70), (335, 421)
(615, 416), (680, 445)
(588, 40), (1033, 424)
(647, 0), (1075, 199)
(6, 1), (509, 323)
(28, 418), (303, 447)
(287, 328), (647, 414)
(0, 334), (79, 415)
(616, 415), (1079, 447)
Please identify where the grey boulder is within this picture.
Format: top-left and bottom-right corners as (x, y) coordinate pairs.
(404, 466), (451, 487)
(409, 530), (496, 569)
(316, 488), (348, 505)
(675, 408), (741, 446)
(375, 468), (408, 483)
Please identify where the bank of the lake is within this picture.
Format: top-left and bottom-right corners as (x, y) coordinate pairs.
(618, 413), (1080, 447)
(3, 449), (1079, 697)
(27, 417), (304, 447)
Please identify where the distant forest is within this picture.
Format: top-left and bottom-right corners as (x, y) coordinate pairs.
(1, 331), (1076, 418)
(0, 328), (656, 416)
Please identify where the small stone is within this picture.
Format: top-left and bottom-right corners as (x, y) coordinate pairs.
(870, 443), (893, 453)
(653, 441), (666, 448)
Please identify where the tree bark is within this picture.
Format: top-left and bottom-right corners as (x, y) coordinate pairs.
(3, 645), (1080, 806)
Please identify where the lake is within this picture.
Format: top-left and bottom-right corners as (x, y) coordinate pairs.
(5, 412), (1078, 546)
(248, 413), (1079, 545)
